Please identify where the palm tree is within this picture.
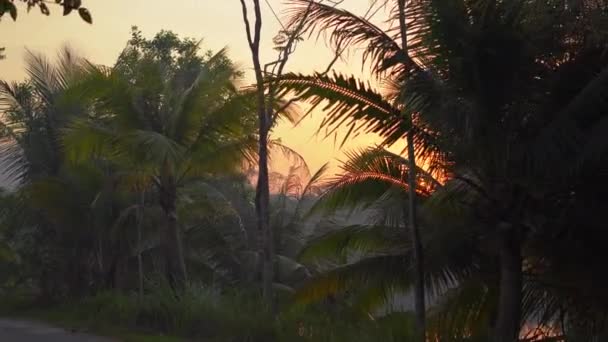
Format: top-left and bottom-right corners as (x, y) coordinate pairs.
(280, 0), (608, 340)
(0, 47), (89, 184)
(279, 1), (444, 336)
(297, 146), (608, 341)
(295, 148), (483, 339)
(0, 47), (98, 298)
(62, 45), (261, 288)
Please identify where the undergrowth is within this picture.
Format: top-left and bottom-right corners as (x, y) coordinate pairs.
(0, 283), (414, 341)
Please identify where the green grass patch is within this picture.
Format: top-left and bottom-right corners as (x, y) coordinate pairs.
(0, 286), (414, 342)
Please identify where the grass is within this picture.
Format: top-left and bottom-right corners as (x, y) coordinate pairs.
(0, 293), (185, 341)
(0, 284), (415, 342)
(0, 283), (277, 341)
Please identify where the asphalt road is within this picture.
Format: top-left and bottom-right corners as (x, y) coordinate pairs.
(0, 319), (114, 342)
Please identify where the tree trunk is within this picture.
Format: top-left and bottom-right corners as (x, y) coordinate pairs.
(494, 229), (523, 342)
(397, 0), (426, 340)
(159, 167), (187, 290)
(407, 132), (426, 341)
(257, 128), (274, 307)
(137, 192), (145, 297)
(239, 0), (274, 310)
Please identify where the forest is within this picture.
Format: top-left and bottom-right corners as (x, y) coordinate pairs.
(1, 0), (608, 341)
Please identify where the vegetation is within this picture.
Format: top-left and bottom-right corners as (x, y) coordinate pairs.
(0, 0), (91, 23)
(2, 0), (608, 341)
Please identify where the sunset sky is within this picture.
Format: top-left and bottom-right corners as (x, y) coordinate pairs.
(0, 0), (396, 176)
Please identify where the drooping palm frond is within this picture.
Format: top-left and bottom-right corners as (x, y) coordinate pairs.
(268, 141), (310, 176)
(274, 72), (442, 155)
(171, 48), (242, 144)
(276, 73), (397, 136)
(1, 49), (92, 184)
(180, 134), (277, 188)
(284, 0), (418, 75)
(531, 63), (608, 178)
(295, 253), (409, 304)
(299, 224), (406, 264)
(75, 64), (145, 130)
(296, 216), (483, 317)
(426, 277), (495, 341)
(310, 148), (437, 216)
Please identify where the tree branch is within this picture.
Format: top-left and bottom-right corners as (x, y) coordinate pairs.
(239, 0), (254, 47)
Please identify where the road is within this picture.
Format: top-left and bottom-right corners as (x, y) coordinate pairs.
(0, 319), (114, 342)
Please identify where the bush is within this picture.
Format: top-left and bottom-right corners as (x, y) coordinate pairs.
(0, 284), (416, 341)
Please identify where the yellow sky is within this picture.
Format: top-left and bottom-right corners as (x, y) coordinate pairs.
(0, 0), (397, 175)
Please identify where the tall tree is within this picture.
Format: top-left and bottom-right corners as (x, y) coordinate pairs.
(238, 0), (275, 306)
(0, 48), (105, 298)
(276, 1), (432, 336)
(238, 0), (315, 309)
(64, 29), (259, 289)
(396, 0), (426, 339)
(279, 0), (608, 340)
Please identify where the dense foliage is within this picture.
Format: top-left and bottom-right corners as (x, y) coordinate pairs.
(2, 1), (608, 341)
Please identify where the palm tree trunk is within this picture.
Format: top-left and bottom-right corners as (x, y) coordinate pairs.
(407, 132), (426, 341)
(257, 128), (274, 307)
(494, 229), (523, 342)
(137, 192), (145, 297)
(159, 167), (187, 290)
(397, 0), (426, 339)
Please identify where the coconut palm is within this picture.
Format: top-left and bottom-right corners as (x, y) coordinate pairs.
(294, 148), (485, 338)
(0, 47), (103, 298)
(62, 27), (308, 289)
(278, 2), (445, 336)
(62, 46), (262, 288)
(279, 0), (608, 340)
(298, 146), (608, 341)
(0, 47), (90, 184)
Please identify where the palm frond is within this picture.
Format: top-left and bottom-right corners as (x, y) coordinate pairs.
(119, 129), (185, 167)
(24, 49), (60, 107)
(310, 148), (435, 216)
(184, 135), (259, 179)
(77, 65), (143, 130)
(275, 72), (403, 145)
(427, 278), (495, 341)
(171, 48), (240, 144)
(295, 254), (409, 305)
(284, 0), (417, 75)
(268, 140), (311, 179)
(299, 224), (406, 264)
(61, 118), (115, 162)
(531, 64), (608, 177)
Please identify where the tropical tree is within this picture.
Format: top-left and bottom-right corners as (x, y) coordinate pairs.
(278, 0), (608, 340)
(277, 0), (442, 336)
(62, 30), (261, 289)
(294, 148), (464, 336)
(0, 47), (117, 298)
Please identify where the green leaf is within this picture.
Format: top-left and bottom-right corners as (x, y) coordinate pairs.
(78, 7), (91, 24)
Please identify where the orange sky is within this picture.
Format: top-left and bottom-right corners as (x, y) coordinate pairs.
(0, 0), (400, 176)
